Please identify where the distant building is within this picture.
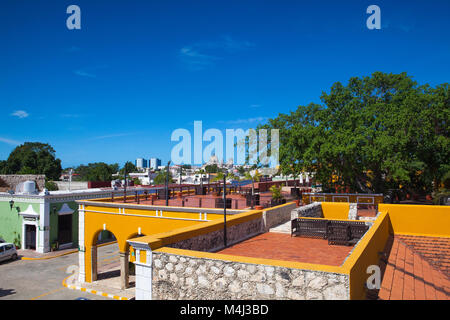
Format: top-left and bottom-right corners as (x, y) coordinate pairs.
(149, 158), (161, 170)
(136, 158), (148, 169)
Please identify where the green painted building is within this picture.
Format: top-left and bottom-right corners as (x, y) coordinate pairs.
(0, 188), (122, 253)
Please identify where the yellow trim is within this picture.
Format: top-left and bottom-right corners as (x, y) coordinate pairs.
(341, 211), (391, 300)
(30, 288), (64, 300)
(154, 247), (345, 274)
(392, 232), (450, 239)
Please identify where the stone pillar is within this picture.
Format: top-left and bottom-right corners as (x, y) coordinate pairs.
(348, 203), (358, 220)
(128, 242), (152, 300)
(91, 245), (98, 281)
(120, 251), (129, 289)
(78, 205), (86, 283)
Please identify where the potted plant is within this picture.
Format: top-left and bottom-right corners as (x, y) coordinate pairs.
(51, 241), (59, 252)
(270, 185), (283, 206)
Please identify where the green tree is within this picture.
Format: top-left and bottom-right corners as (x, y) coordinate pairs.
(45, 181), (59, 191)
(244, 169), (262, 196)
(2, 142), (62, 180)
(153, 170), (173, 185)
(204, 164), (219, 173)
(73, 163), (118, 182)
(120, 161), (138, 175)
(259, 72), (449, 195)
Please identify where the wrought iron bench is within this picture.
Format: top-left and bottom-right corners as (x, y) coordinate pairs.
(291, 218), (329, 239)
(291, 218), (369, 246)
(327, 221), (352, 245)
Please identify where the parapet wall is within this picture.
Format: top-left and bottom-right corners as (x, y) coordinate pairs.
(167, 217), (263, 253)
(152, 251), (350, 300)
(263, 202), (296, 232)
(166, 202), (296, 252)
(0, 174), (45, 192)
(291, 202), (323, 219)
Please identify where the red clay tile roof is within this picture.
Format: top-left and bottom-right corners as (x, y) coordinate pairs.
(378, 235), (450, 300)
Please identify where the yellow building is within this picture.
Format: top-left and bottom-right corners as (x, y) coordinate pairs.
(76, 195), (246, 289)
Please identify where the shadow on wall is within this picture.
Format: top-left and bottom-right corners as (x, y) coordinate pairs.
(0, 288), (16, 298)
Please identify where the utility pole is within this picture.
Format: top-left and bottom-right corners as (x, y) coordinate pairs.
(223, 169), (227, 248)
(165, 161), (171, 206)
(123, 165), (127, 203)
(69, 168), (73, 192)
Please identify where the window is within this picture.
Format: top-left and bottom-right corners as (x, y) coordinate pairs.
(0, 246), (4, 253)
(5, 245), (13, 251)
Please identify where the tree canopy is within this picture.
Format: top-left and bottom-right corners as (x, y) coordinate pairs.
(153, 170), (173, 185)
(0, 142), (62, 180)
(72, 162), (119, 182)
(259, 72), (449, 195)
(119, 161), (138, 175)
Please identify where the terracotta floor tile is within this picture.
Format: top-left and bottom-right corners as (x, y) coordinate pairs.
(217, 232), (354, 266)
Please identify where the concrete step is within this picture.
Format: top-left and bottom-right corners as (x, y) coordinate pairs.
(269, 221), (291, 234)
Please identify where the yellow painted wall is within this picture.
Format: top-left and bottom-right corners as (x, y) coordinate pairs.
(341, 211), (391, 300)
(82, 204), (226, 282)
(321, 202), (350, 220)
(379, 204), (450, 238)
(127, 209), (264, 249)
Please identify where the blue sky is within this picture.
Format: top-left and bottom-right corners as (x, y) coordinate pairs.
(1, 0), (449, 168)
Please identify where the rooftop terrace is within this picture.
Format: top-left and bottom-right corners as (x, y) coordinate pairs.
(217, 232), (355, 266)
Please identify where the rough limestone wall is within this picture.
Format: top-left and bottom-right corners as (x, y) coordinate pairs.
(167, 217), (263, 252)
(348, 203), (358, 220)
(54, 181), (88, 191)
(291, 202), (323, 219)
(263, 203), (296, 232)
(152, 252), (350, 300)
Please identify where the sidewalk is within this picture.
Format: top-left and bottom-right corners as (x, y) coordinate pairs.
(18, 241), (116, 260)
(64, 264), (136, 300)
(19, 247), (78, 260)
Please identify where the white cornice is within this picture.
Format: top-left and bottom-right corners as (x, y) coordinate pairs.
(19, 204), (40, 218)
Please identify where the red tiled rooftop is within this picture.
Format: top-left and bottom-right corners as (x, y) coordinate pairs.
(119, 191), (293, 209)
(378, 235), (450, 300)
(216, 232), (354, 266)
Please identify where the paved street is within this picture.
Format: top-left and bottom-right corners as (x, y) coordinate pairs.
(0, 243), (120, 300)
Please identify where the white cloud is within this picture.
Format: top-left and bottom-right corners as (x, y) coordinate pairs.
(180, 35), (254, 70)
(89, 132), (136, 140)
(179, 47), (219, 70)
(74, 70), (96, 78)
(11, 110), (29, 119)
(0, 137), (21, 146)
(219, 117), (268, 125)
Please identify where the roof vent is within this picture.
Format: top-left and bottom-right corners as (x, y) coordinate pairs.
(16, 181), (37, 195)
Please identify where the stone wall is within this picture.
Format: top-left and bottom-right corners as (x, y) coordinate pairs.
(54, 181), (88, 191)
(348, 203), (358, 220)
(152, 252), (350, 300)
(0, 175), (45, 192)
(167, 203), (296, 253)
(291, 202), (323, 219)
(263, 203), (296, 232)
(167, 216), (263, 253)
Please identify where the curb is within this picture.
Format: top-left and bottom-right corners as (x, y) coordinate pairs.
(20, 241), (117, 261)
(21, 249), (78, 261)
(62, 274), (129, 301)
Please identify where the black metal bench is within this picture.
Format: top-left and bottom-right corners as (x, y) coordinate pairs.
(327, 221), (352, 245)
(291, 218), (329, 239)
(291, 218), (369, 246)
